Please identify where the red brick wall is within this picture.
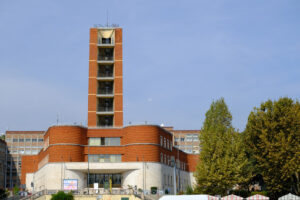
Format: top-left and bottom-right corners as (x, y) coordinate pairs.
(187, 154), (199, 172)
(88, 28), (99, 127)
(48, 126), (87, 145)
(21, 155), (38, 185)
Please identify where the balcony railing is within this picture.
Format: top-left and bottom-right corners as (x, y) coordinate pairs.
(98, 56), (113, 61)
(97, 107), (113, 112)
(98, 88), (113, 95)
(98, 72), (113, 77)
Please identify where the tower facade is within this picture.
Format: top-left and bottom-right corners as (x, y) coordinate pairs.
(88, 28), (123, 127)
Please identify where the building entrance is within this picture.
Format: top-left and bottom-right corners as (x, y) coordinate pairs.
(88, 173), (122, 188)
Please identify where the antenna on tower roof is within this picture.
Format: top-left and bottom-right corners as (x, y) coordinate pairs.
(106, 10), (109, 27)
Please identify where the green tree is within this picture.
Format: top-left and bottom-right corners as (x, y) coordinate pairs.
(244, 97), (300, 198)
(194, 98), (252, 195)
(51, 191), (74, 200)
(0, 134), (5, 140)
(13, 185), (19, 195)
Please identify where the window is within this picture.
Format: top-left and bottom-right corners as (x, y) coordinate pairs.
(38, 138), (43, 142)
(101, 38), (111, 44)
(167, 140), (169, 150)
(160, 136), (163, 146)
(180, 138), (184, 142)
(32, 139), (37, 142)
(88, 154), (121, 163)
(105, 137), (120, 146)
(164, 154), (166, 164)
(11, 149), (18, 154)
(89, 137), (120, 146)
(25, 139), (31, 142)
(164, 138), (166, 148)
(89, 173), (122, 188)
(5, 138), (12, 142)
(13, 139), (18, 142)
(25, 149), (31, 154)
(19, 138), (24, 142)
(160, 153), (163, 163)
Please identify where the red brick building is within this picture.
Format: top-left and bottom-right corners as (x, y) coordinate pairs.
(20, 27), (199, 194)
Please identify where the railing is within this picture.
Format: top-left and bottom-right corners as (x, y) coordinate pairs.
(98, 56), (114, 61)
(98, 89), (113, 95)
(97, 107), (113, 112)
(98, 72), (113, 78)
(20, 188), (143, 200)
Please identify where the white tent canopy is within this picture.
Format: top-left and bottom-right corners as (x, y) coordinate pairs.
(278, 193), (300, 200)
(159, 195), (219, 200)
(222, 194), (243, 200)
(247, 194), (269, 200)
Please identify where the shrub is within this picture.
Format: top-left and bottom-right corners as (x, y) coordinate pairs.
(51, 191), (74, 200)
(13, 186), (19, 195)
(150, 187), (157, 194)
(185, 185), (194, 194)
(251, 191), (268, 196)
(229, 190), (250, 198)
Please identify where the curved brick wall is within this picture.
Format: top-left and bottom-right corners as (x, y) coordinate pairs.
(123, 125), (162, 144)
(124, 144), (160, 162)
(48, 126), (87, 145)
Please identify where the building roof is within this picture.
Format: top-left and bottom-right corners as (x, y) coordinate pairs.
(6, 131), (45, 135)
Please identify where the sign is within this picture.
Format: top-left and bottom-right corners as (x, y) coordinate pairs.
(63, 179), (78, 190)
(94, 183), (99, 189)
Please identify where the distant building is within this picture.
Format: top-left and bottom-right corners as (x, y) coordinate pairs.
(5, 131), (44, 189)
(164, 127), (200, 154)
(0, 139), (6, 189)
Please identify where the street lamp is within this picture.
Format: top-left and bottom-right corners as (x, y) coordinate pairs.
(87, 143), (90, 195)
(170, 158), (176, 195)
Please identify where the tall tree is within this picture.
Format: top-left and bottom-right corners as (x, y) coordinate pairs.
(194, 98), (251, 195)
(244, 97), (300, 198)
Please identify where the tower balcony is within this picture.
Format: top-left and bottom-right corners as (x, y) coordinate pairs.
(98, 48), (114, 62)
(98, 38), (114, 47)
(97, 98), (114, 114)
(97, 65), (114, 80)
(97, 115), (114, 127)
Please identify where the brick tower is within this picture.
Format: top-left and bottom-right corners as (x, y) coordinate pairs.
(88, 27), (123, 127)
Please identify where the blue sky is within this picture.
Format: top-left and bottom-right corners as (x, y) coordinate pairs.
(0, 0), (299, 132)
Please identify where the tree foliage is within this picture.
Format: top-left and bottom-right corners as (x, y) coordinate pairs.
(194, 98), (252, 195)
(13, 186), (19, 195)
(51, 191), (74, 200)
(244, 97), (300, 198)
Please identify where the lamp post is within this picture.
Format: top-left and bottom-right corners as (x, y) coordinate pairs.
(87, 143), (90, 195)
(170, 159), (176, 195)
